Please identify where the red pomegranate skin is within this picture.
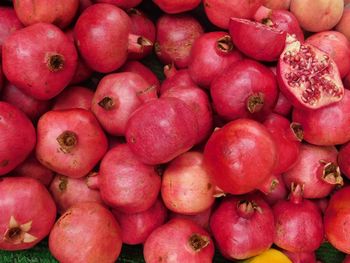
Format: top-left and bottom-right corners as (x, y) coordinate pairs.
(50, 174), (103, 214)
(0, 177), (57, 250)
(52, 86), (94, 111)
(292, 89), (350, 146)
(112, 198), (168, 245)
(273, 92), (293, 117)
(153, 0), (201, 14)
(91, 72), (157, 136)
(0, 102), (36, 176)
(1, 82), (51, 121)
(2, 23), (78, 100)
(78, 0), (93, 14)
(262, 175), (288, 206)
(203, 118), (278, 195)
(211, 59), (278, 121)
(13, 0), (79, 29)
(74, 3), (132, 73)
(126, 97), (198, 165)
(144, 218), (214, 263)
(155, 14), (204, 69)
(188, 32), (243, 88)
(306, 31), (350, 78)
(338, 141), (350, 179)
(160, 67), (197, 94)
(210, 194), (274, 260)
(344, 255), (350, 263)
(95, 0), (142, 9)
(0, 65), (3, 92)
(169, 206), (212, 230)
(97, 144), (161, 213)
(336, 6), (350, 42)
(49, 202), (122, 263)
(36, 109), (108, 178)
(0, 7), (23, 57)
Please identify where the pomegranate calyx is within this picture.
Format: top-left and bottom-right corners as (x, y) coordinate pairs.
(253, 5), (274, 25)
(163, 63), (177, 78)
(237, 200), (261, 219)
(289, 183), (304, 204)
(127, 8), (141, 16)
(320, 161), (343, 186)
(4, 216), (38, 245)
(86, 172), (100, 190)
(98, 97), (115, 110)
(128, 34), (153, 54)
(290, 122), (304, 142)
(56, 131), (78, 154)
(216, 35), (234, 55)
(58, 176), (68, 192)
(46, 53), (65, 72)
(213, 186), (226, 198)
(188, 233), (210, 252)
(247, 92), (265, 113)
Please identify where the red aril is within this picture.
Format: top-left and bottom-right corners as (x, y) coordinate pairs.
(52, 86), (94, 111)
(2, 23), (78, 100)
(94, 0), (142, 9)
(0, 177), (56, 250)
(277, 34), (344, 110)
(338, 142), (350, 179)
(36, 109), (108, 178)
(0, 102), (36, 176)
(153, 0), (201, 14)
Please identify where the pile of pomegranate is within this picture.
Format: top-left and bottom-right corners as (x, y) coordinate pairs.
(1, 0), (350, 262)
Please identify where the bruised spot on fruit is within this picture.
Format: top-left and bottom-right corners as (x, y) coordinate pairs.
(47, 53), (65, 72)
(57, 131), (78, 154)
(58, 176), (68, 192)
(216, 35), (234, 53)
(0, 159), (9, 167)
(98, 97), (115, 110)
(189, 233), (210, 252)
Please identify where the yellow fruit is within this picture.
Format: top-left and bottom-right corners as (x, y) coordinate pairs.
(244, 249), (292, 263)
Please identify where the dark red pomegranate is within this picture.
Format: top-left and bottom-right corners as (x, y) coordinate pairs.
(91, 72), (157, 136)
(0, 102), (36, 176)
(49, 202), (122, 262)
(261, 174), (288, 206)
(78, 0), (93, 13)
(203, 119), (278, 195)
(36, 109), (108, 178)
(88, 144), (161, 213)
(188, 32), (243, 88)
(155, 14), (204, 69)
(144, 218), (214, 262)
(153, 0), (201, 13)
(13, 0), (78, 29)
(125, 97), (198, 165)
(292, 89), (350, 146)
(0, 177), (56, 250)
(273, 184), (324, 252)
(2, 23), (78, 100)
(169, 206), (212, 230)
(338, 141), (350, 180)
(112, 198), (168, 245)
(160, 64), (197, 94)
(52, 85), (94, 111)
(210, 194), (274, 260)
(211, 59), (278, 121)
(277, 34), (344, 110)
(94, 0), (142, 9)
(344, 255), (350, 263)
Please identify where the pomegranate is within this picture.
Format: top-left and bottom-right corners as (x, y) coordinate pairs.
(13, 0), (79, 29)
(0, 7), (23, 57)
(188, 32), (243, 88)
(1, 82), (51, 121)
(74, 3), (148, 73)
(283, 144), (342, 199)
(344, 255), (350, 263)
(153, 0), (201, 14)
(229, 18), (286, 62)
(49, 202), (122, 262)
(210, 194), (274, 260)
(94, 0), (142, 9)
(155, 14), (204, 69)
(261, 175), (288, 206)
(52, 86), (94, 111)
(91, 72), (157, 136)
(338, 141), (350, 179)
(203, 0), (262, 29)
(144, 218), (214, 263)
(87, 144), (161, 213)
(2, 23), (78, 100)
(324, 186), (350, 253)
(292, 89), (350, 146)
(112, 198), (168, 245)
(0, 177), (56, 250)
(160, 64), (197, 94)
(0, 102), (36, 176)
(211, 59), (278, 121)
(277, 34), (344, 110)
(125, 97), (198, 165)
(313, 198), (329, 214)
(78, 0), (93, 13)
(273, 92), (293, 117)
(273, 184), (324, 252)
(263, 0), (291, 10)
(203, 118), (278, 195)
(169, 207), (212, 230)
(161, 152), (215, 215)
(283, 250), (317, 263)
(336, 5), (350, 42)
(36, 109), (108, 178)
(263, 113), (302, 174)
(290, 0), (344, 32)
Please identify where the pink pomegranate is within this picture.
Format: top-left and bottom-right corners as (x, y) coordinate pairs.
(0, 177), (56, 250)
(263, 0), (291, 10)
(273, 184), (324, 252)
(292, 89), (350, 146)
(0, 102), (36, 176)
(210, 194), (274, 260)
(2, 23), (78, 100)
(49, 202), (122, 262)
(160, 65), (197, 94)
(125, 97), (198, 165)
(52, 86), (94, 111)
(91, 72), (157, 136)
(155, 14), (204, 68)
(277, 34), (344, 110)
(36, 109), (108, 178)
(338, 141), (350, 179)
(211, 59), (278, 121)
(94, 0), (142, 9)
(169, 207), (212, 230)
(336, 6), (350, 42)
(13, 0), (78, 29)
(203, 119), (278, 195)
(188, 32), (243, 88)
(203, 0), (262, 29)
(1, 82), (51, 121)
(112, 198), (168, 245)
(273, 92), (293, 117)
(144, 218), (214, 262)
(153, 0), (201, 14)
(87, 144), (161, 213)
